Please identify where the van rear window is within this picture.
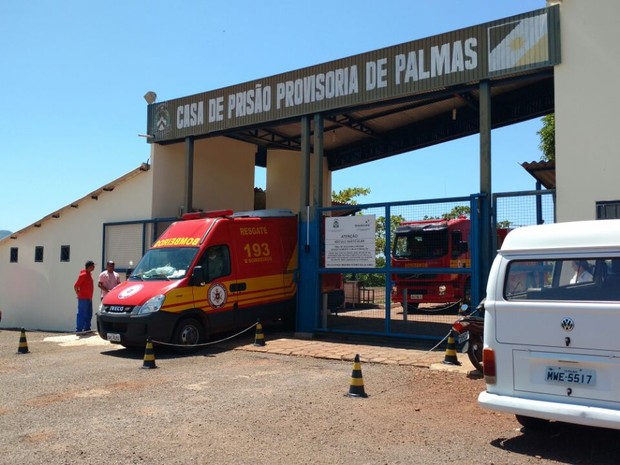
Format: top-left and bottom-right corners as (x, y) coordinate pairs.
(504, 258), (620, 302)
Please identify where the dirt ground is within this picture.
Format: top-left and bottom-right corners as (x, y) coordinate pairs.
(1, 328), (619, 465)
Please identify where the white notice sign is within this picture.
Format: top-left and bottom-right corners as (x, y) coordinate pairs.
(325, 215), (376, 268)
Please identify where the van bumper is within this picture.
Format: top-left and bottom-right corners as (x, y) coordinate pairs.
(478, 391), (620, 430)
(97, 312), (178, 347)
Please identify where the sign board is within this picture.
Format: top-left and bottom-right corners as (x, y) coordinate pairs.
(146, 6), (560, 143)
(325, 215), (376, 268)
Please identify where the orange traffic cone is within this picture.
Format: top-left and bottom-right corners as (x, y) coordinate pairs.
(253, 321), (265, 347)
(16, 328), (30, 354)
(141, 339), (157, 369)
(346, 354), (368, 398)
(442, 331), (461, 366)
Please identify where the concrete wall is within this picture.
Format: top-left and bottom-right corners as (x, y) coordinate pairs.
(150, 143), (186, 218)
(266, 149), (332, 212)
(150, 137), (256, 218)
(193, 138), (255, 213)
(0, 168), (153, 331)
(553, 0), (620, 221)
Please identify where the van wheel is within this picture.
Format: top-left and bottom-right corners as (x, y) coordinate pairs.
(173, 318), (203, 349)
(515, 415), (550, 430)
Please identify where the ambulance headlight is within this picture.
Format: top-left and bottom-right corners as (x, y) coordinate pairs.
(438, 285), (447, 296)
(135, 295), (165, 314)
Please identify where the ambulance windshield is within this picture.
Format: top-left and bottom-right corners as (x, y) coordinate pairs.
(129, 247), (198, 280)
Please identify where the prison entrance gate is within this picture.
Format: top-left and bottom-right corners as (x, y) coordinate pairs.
(310, 189), (555, 343)
(99, 189), (554, 345)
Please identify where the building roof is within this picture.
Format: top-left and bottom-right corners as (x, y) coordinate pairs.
(521, 160), (556, 189)
(2, 163), (150, 242)
(148, 7), (558, 173)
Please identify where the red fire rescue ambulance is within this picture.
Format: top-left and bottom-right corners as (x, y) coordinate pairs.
(97, 209), (341, 348)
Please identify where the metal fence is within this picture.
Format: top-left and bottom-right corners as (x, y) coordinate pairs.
(316, 189), (556, 342)
(99, 190), (555, 343)
(494, 189), (556, 228)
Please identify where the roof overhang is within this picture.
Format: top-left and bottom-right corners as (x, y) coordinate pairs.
(521, 159), (556, 189)
(146, 7), (560, 171)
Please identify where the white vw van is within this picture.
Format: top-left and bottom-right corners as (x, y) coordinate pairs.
(478, 220), (620, 430)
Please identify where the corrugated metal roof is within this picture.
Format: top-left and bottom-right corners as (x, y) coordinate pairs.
(521, 160), (556, 189)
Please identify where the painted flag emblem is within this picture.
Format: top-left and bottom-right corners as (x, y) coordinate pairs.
(488, 13), (549, 73)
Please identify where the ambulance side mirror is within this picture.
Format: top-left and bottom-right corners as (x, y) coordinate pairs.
(191, 266), (206, 287)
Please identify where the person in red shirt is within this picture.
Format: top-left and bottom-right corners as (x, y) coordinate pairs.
(74, 260), (95, 334)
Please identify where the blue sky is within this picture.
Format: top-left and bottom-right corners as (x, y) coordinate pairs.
(1, 0), (547, 233)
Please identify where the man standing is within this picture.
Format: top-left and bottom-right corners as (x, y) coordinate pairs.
(74, 260), (95, 334)
(98, 260), (120, 300)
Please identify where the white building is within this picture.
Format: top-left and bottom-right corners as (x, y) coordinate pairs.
(553, 0), (620, 221)
(0, 164), (152, 331)
(0, 135), (328, 331)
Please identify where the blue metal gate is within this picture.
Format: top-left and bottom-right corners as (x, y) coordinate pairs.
(297, 189), (555, 342)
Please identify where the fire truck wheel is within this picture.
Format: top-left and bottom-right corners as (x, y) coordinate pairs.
(173, 318), (203, 349)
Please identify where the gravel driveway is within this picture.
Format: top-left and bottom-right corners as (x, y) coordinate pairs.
(1, 329), (619, 464)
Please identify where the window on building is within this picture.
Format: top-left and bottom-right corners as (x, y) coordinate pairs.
(10, 247), (18, 263)
(596, 200), (620, 219)
(60, 245), (70, 262)
(35, 246), (44, 263)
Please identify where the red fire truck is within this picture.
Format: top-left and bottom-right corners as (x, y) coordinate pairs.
(391, 216), (472, 310)
(391, 216), (508, 310)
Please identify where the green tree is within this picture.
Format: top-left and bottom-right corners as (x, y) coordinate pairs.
(537, 114), (555, 161)
(331, 187), (371, 205)
(442, 205), (470, 220)
(424, 205), (470, 220)
(424, 205), (513, 230)
(376, 214), (405, 256)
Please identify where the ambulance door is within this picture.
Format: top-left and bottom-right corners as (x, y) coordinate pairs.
(231, 218), (287, 327)
(193, 243), (238, 333)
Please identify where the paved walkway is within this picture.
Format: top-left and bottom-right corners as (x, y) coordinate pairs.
(17, 328), (480, 376)
(233, 334), (480, 376)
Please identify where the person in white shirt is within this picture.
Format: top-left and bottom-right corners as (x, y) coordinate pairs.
(98, 260), (121, 299)
(570, 260), (593, 284)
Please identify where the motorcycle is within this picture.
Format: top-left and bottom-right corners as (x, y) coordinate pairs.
(451, 300), (485, 372)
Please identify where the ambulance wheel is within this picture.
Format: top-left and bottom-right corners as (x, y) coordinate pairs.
(173, 318), (203, 349)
